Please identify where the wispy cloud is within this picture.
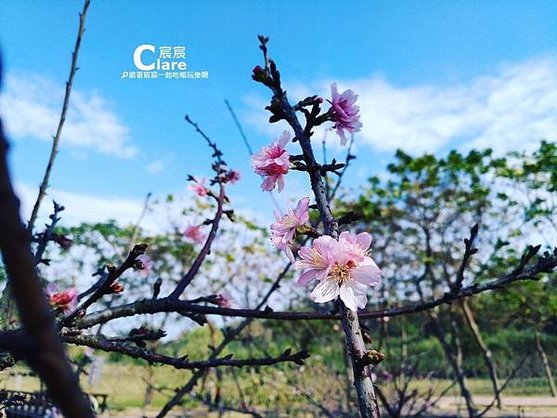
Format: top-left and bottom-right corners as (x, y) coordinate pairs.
(146, 160), (164, 174)
(1, 73), (137, 158)
(243, 55), (557, 155)
(16, 182), (150, 230)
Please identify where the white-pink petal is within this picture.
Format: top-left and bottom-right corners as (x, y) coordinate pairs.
(297, 270), (317, 286)
(340, 279), (369, 311)
(310, 278), (340, 303)
(351, 258), (382, 286)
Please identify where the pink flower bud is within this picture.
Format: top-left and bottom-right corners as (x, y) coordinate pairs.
(109, 282), (125, 294)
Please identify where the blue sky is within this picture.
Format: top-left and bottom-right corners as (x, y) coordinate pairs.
(1, 1), (557, 229)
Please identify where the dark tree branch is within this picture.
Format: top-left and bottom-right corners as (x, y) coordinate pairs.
(169, 185), (226, 298)
(155, 263), (292, 417)
(63, 334), (309, 370)
(0, 118), (93, 416)
(63, 243), (148, 325)
(33, 201), (66, 266)
(450, 224), (479, 294)
(73, 247), (557, 328)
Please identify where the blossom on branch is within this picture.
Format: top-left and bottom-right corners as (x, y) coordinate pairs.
(189, 178), (209, 196)
(227, 170), (241, 184)
(329, 83), (362, 146)
(184, 225), (206, 244)
(108, 282), (125, 294)
(270, 197), (310, 262)
(47, 284), (78, 314)
(252, 131), (291, 192)
(295, 231), (381, 311)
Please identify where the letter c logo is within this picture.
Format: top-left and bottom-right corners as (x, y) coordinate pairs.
(133, 44), (155, 71)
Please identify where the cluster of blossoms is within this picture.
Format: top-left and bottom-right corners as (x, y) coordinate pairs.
(269, 198), (381, 311)
(252, 84), (361, 192)
(252, 82), (380, 311)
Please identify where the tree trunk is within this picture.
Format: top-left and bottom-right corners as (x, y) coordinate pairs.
(534, 330), (557, 397)
(461, 299), (502, 408)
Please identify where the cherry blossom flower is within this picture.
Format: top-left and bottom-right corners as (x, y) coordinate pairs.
(189, 178), (209, 196)
(252, 131), (291, 192)
(329, 83), (362, 146)
(295, 231), (381, 311)
(135, 254), (152, 277)
(270, 197), (310, 262)
(47, 284), (78, 314)
(184, 225), (206, 244)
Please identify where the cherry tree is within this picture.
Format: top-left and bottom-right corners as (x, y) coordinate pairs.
(0, 3), (556, 417)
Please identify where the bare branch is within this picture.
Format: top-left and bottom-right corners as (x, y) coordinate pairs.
(27, 0), (91, 233)
(0, 115), (93, 416)
(63, 334), (309, 370)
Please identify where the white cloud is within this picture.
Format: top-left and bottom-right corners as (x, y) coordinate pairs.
(16, 182), (152, 230)
(1, 73), (137, 158)
(243, 55), (557, 155)
(146, 160), (164, 174)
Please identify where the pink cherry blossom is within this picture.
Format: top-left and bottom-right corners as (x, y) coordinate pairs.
(252, 131), (291, 192)
(338, 231), (372, 261)
(189, 178), (209, 196)
(270, 197), (310, 262)
(329, 83), (362, 146)
(47, 284), (78, 314)
(184, 225), (206, 244)
(295, 231), (381, 311)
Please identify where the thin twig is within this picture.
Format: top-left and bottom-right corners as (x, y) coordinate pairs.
(224, 99), (253, 155)
(27, 0), (91, 233)
(128, 192), (152, 253)
(63, 334), (309, 370)
(477, 354), (529, 418)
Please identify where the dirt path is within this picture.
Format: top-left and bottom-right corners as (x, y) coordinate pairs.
(430, 396), (557, 417)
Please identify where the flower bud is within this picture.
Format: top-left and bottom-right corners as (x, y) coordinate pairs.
(252, 65), (269, 83)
